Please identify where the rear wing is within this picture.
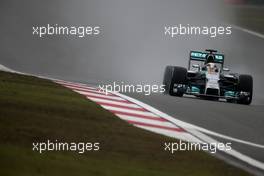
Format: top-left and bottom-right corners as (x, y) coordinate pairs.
(190, 51), (224, 64)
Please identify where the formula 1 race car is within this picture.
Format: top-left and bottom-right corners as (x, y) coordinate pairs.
(163, 49), (253, 105)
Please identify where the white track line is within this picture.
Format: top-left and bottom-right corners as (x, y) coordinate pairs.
(117, 114), (177, 128)
(232, 25), (264, 39)
(185, 126), (264, 149)
(115, 92), (264, 149)
(136, 125), (201, 143)
(112, 91), (264, 170)
(1, 64), (263, 171)
(72, 82), (264, 149)
(189, 128), (264, 171)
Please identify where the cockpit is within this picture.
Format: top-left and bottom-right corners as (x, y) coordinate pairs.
(201, 54), (219, 73)
(206, 63), (219, 74)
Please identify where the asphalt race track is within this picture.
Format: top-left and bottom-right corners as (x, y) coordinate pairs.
(124, 28), (264, 173)
(1, 1), (264, 174)
(125, 92), (264, 162)
(1, 26), (264, 174)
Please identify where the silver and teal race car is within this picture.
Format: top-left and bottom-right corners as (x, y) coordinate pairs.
(163, 49), (253, 105)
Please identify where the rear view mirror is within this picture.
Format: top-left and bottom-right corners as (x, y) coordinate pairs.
(192, 64), (200, 69)
(223, 67), (230, 72)
(192, 64), (200, 71)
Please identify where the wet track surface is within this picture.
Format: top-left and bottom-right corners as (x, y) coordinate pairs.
(125, 92), (264, 163)
(1, 1), (264, 173)
(1, 26), (263, 172)
(123, 27), (264, 166)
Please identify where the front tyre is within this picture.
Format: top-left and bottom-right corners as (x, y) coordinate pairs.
(163, 66), (174, 95)
(237, 74), (253, 105)
(163, 66), (187, 97)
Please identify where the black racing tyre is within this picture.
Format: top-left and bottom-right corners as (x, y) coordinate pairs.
(237, 74), (253, 105)
(163, 66), (174, 95)
(163, 66), (187, 97)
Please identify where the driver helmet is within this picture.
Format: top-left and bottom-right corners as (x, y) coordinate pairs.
(205, 54), (215, 64)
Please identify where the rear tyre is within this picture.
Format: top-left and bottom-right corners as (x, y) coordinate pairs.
(163, 66), (187, 97)
(237, 74), (253, 105)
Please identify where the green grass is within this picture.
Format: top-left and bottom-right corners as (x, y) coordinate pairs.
(0, 71), (250, 176)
